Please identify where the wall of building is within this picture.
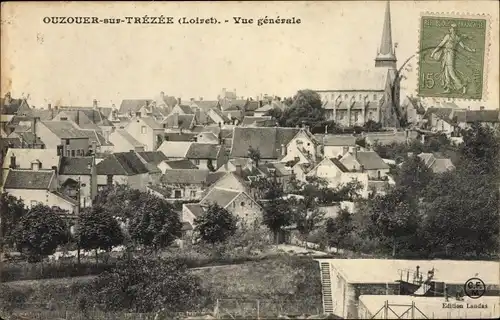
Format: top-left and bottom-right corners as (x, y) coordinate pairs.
(324, 146), (355, 159)
(4, 189), (76, 214)
(35, 123), (60, 149)
(125, 119), (155, 151)
(227, 193), (262, 225)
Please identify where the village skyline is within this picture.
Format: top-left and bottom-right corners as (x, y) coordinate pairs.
(2, 1), (499, 109)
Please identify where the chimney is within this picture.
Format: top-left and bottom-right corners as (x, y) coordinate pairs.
(91, 141), (97, 155)
(172, 112), (179, 129)
(360, 165), (365, 173)
(177, 97), (181, 105)
(353, 146), (359, 159)
(235, 164), (242, 176)
(31, 159), (40, 171)
(9, 153), (16, 168)
(93, 99), (98, 109)
(218, 122), (222, 128)
(199, 97), (203, 101)
(325, 125), (328, 134)
(160, 91), (165, 99)
(48, 103), (52, 110)
(193, 136), (198, 142)
(305, 125), (310, 132)
(342, 146), (349, 155)
(190, 98), (195, 102)
(281, 144), (286, 156)
(480, 106), (485, 111)
(421, 134), (425, 144)
(32, 117), (38, 145)
(76, 110), (80, 126)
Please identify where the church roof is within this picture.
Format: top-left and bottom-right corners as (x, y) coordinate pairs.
(317, 69), (389, 92)
(375, 1), (397, 63)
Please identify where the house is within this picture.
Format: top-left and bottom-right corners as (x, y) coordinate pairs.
(240, 116), (274, 127)
(58, 156), (97, 208)
(230, 127), (301, 162)
(207, 107), (231, 125)
(340, 148), (390, 180)
(157, 141), (192, 160)
(6, 131), (45, 149)
(118, 99), (153, 117)
(278, 127), (319, 165)
(3, 169), (78, 214)
(315, 258), (500, 319)
(185, 143), (226, 171)
(108, 128), (145, 153)
(161, 113), (196, 133)
(153, 91), (178, 112)
(417, 153), (455, 173)
(136, 151), (168, 184)
(195, 132), (219, 144)
(256, 162), (294, 188)
(400, 96), (426, 124)
(364, 131), (417, 147)
(182, 187), (262, 228)
(35, 121), (91, 156)
(153, 169), (214, 201)
(163, 132), (197, 142)
(219, 98), (249, 112)
(253, 103), (274, 117)
(1, 92), (31, 116)
(454, 108), (500, 130)
(1, 148), (61, 187)
(423, 107), (460, 135)
(306, 157), (350, 188)
(123, 116), (164, 151)
(95, 152), (150, 191)
(321, 135), (357, 159)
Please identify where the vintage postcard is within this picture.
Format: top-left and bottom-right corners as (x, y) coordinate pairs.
(1, 1), (499, 320)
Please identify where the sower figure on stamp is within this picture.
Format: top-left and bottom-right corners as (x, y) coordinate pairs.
(430, 23), (476, 94)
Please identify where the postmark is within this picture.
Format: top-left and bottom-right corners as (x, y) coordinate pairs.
(464, 277), (486, 299)
(417, 13), (490, 100)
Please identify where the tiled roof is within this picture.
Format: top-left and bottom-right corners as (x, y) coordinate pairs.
(241, 116), (273, 126)
(59, 157), (93, 175)
(157, 141), (192, 158)
(207, 171), (227, 185)
(119, 99), (153, 115)
(2, 137), (22, 148)
(140, 117), (163, 130)
(30, 109), (55, 121)
(1, 96), (27, 115)
(418, 153), (455, 173)
(42, 121), (89, 139)
(455, 110), (499, 123)
(184, 203), (205, 218)
(182, 221), (193, 231)
(137, 151), (168, 165)
(51, 190), (78, 205)
(191, 100), (219, 111)
(161, 169), (210, 185)
(196, 132), (219, 144)
(4, 169), (54, 189)
(164, 132), (197, 142)
(246, 100), (260, 112)
(164, 159), (198, 169)
(2, 148), (60, 170)
(186, 143), (220, 159)
(219, 99), (248, 111)
(254, 103), (274, 113)
(54, 110), (100, 130)
(115, 129), (144, 147)
(355, 151), (389, 170)
(162, 114), (195, 130)
(425, 107), (454, 120)
(200, 187), (240, 207)
(322, 135), (357, 146)
(405, 97), (426, 114)
(257, 162), (291, 177)
(80, 130), (113, 146)
(96, 152), (149, 176)
(177, 105), (195, 114)
(18, 132), (44, 146)
(330, 158), (349, 172)
(209, 108), (231, 123)
(230, 127), (300, 159)
(365, 132), (414, 145)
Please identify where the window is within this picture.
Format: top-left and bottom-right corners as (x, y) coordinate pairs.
(190, 190), (196, 198)
(174, 190), (182, 199)
(107, 175), (113, 186)
(240, 201), (245, 207)
(60, 117), (68, 120)
(66, 149), (71, 157)
(369, 111), (373, 119)
(378, 171), (381, 179)
(136, 112), (141, 117)
(354, 112), (359, 122)
(141, 126), (147, 134)
(344, 94), (348, 100)
(373, 94), (377, 101)
(76, 149), (82, 157)
(194, 159), (200, 165)
(71, 150), (75, 157)
(66, 139), (70, 145)
(30, 200), (38, 207)
(359, 94), (362, 101)
(233, 202), (236, 208)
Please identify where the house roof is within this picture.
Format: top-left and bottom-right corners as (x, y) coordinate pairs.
(59, 157), (93, 175)
(80, 130), (113, 146)
(137, 151), (168, 165)
(241, 116), (274, 126)
(196, 132), (219, 144)
(17, 132), (45, 146)
(219, 99), (248, 111)
(257, 162), (291, 177)
(186, 143), (220, 160)
(354, 151), (390, 170)
(455, 110), (500, 123)
(164, 132), (197, 142)
(315, 258), (499, 285)
(209, 107), (231, 123)
(119, 99), (153, 115)
(41, 121), (90, 139)
(51, 190), (78, 206)
(405, 96), (426, 114)
(177, 105), (195, 114)
(322, 135), (357, 146)
(184, 203), (205, 218)
(162, 114), (195, 130)
(330, 158), (349, 172)
(4, 169), (55, 190)
(2, 148), (60, 170)
(190, 100), (219, 111)
(182, 221), (193, 231)
(29, 109), (55, 121)
(140, 117), (163, 130)
(1, 96), (28, 115)
(164, 159), (198, 169)
(161, 169), (210, 185)
(55, 109), (110, 129)
(425, 107), (454, 121)
(114, 129), (144, 147)
(254, 103), (274, 113)
(230, 127), (301, 159)
(157, 141), (192, 158)
(96, 152), (149, 175)
(364, 132), (411, 145)
(418, 153), (455, 173)
(200, 187), (240, 207)
(246, 100), (260, 111)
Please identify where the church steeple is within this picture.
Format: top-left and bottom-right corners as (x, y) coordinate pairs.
(375, 1), (397, 69)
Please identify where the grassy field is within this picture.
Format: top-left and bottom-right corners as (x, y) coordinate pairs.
(1, 254), (323, 318)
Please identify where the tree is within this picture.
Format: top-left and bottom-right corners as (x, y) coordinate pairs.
(128, 193), (182, 251)
(325, 209), (354, 249)
(363, 120), (383, 132)
(194, 203), (238, 244)
(395, 154), (434, 198)
(291, 197), (325, 247)
(262, 198), (293, 244)
(367, 188), (420, 257)
(265, 106), (283, 120)
(78, 257), (203, 313)
(247, 146), (261, 168)
(458, 123), (500, 176)
(13, 204), (68, 262)
(77, 206), (124, 264)
(94, 185), (142, 220)
(0, 193), (26, 249)
(279, 89), (325, 127)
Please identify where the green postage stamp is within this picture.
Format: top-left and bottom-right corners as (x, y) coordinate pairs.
(418, 14), (490, 100)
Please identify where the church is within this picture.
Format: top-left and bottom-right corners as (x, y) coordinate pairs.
(316, 1), (401, 128)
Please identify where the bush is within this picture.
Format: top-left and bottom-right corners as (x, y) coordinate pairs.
(0, 284), (31, 314)
(1, 261), (116, 282)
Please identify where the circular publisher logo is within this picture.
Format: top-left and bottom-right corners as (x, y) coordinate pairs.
(464, 277), (486, 299)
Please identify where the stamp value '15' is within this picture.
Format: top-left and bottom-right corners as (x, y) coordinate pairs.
(418, 15), (489, 100)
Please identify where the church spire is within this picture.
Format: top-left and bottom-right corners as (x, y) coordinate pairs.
(375, 0), (397, 69)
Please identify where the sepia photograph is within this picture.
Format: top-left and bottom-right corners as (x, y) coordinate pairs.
(0, 1), (499, 319)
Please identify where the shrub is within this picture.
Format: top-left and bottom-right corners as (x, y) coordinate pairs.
(0, 284), (31, 314)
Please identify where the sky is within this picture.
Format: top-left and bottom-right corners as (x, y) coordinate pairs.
(1, 1), (498, 109)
